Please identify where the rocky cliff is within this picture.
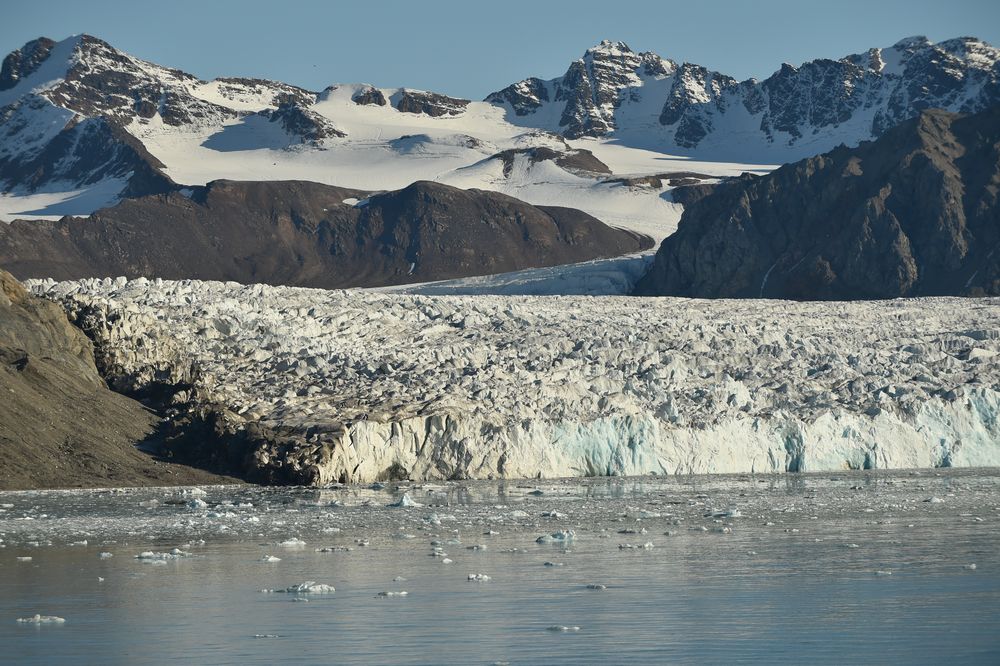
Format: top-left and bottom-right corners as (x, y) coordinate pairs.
(634, 106), (1000, 299)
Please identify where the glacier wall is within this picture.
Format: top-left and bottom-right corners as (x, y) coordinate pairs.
(30, 277), (1000, 484)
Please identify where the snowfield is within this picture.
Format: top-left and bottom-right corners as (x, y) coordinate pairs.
(30, 278), (1000, 483)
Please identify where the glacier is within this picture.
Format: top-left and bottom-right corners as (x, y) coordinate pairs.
(29, 278), (1000, 484)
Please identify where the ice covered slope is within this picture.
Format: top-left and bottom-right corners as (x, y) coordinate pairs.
(32, 278), (1000, 485)
(488, 37), (1000, 162)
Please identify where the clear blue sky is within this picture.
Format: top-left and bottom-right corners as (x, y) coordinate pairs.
(2, 0), (998, 99)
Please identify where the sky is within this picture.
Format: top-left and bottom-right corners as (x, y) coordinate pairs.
(2, 0), (998, 99)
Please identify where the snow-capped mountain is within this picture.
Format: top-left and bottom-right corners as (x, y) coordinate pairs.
(488, 37), (1000, 160)
(0, 34), (693, 237)
(1, 33), (997, 233)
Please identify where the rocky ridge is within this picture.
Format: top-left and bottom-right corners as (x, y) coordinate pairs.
(31, 278), (1000, 485)
(488, 37), (1000, 159)
(634, 106), (1000, 299)
(0, 179), (650, 287)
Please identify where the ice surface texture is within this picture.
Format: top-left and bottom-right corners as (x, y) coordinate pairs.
(32, 278), (1000, 483)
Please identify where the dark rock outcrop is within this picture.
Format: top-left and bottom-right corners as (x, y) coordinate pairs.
(0, 270), (236, 489)
(352, 86), (387, 106)
(0, 180), (651, 288)
(634, 106), (1000, 299)
(394, 90), (470, 117)
(491, 147), (611, 177)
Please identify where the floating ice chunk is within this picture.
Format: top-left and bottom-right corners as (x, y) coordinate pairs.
(376, 591), (408, 597)
(546, 625), (580, 632)
(467, 544), (487, 551)
(277, 538), (306, 547)
(354, 539), (370, 547)
(16, 556), (32, 562)
(536, 530), (575, 544)
(467, 573), (491, 582)
(509, 510), (529, 519)
(17, 614), (65, 624)
(282, 581), (335, 594)
(585, 584), (607, 590)
(844, 543), (860, 549)
(543, 561), (564, 567)
(260, 555), (281, 563)
(187, 498), (207, 509)
(875, 570), (893, 576)
(618, 542), (654, 550)
(924, 497), (944, 504)
(186, 488), (208, 496)
(393, 576), (407, 582)
(541, 511), (567, 519)
(254, 634), (280, 639)
(136, 548), (191, 560)
(390, 493), (422, 508)
(70, 540), (88, 546)
(709, 508), (742, 518)
(316, 546), (351, 553)
(964, 563), (978, 570)
(291, 597), (309, 602)
(441, 558), (453, 564)
(99, 552), (113, 559)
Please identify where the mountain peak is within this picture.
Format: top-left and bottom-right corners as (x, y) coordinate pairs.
(585, 40), (635, 57)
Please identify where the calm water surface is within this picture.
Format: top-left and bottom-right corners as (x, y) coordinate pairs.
(1, 470), (999, 665)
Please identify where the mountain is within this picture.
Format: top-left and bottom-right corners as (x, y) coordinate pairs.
(0, 269), (235, 489)
(0, 179), (651, 287)
(634, 105), (1000, 300)
(487, 37), (1000, 161)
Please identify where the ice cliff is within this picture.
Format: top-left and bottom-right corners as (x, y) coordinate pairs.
(30, 278), (1000, 484)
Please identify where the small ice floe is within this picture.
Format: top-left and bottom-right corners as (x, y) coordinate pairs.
(617, 542), (655, 550)
(618, 528), (648, 535)
(467, 573), (491, 582)
(291, 598), (309, 602)
(17, 614), (65, 624)
(277, 538), (306, 548)
(393, 533), (416, 540)
(467, 544), (487, 551)
(924, 497), (944, 504)
(322, 527), (342, 534)
(713, 526), (733, 534)
(260, 555), (281, 563)
(541, 511), (566, 519)
(543, 561), (564, 567)
(253, 634), (280, 639)
(16, 556), (32, 562)
(187, 498), (208, 509)
(281, 581), (335, 594)
(441, 558), (453, 564)
(708, 508), (742, 518)
(509, 510), (529, 520)
(316, 546), (351, 553)
(70, 540), (88, 547)
(393, 576), (407, 582)
(97, 577), (105, 583)
(528, 490), (545, 496)
(354, 539), (370, 547)
(638, 510), (662, 519)
(186, 488), (208, 497)
(99, 552), (113, 559)
(389, 494), (422, 508)
(546, 625), (580, 632)
(536, 530), (575, 544)
(484, 530), (500, 536)
(376, 591), (408, 597)
(585, 584), (607, 590)
(136, 548), (191, 560)
(874, 570), (893, 576)
(964, 563), (978, 570)
(844, 543), (860, 549)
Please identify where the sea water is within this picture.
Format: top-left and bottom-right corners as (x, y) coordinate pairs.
(1, 470), (998, 664)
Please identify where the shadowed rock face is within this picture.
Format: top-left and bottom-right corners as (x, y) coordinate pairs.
(634, 106), (1000, 300)
(0, 270), (235, 490)
(0, 180), (651, 288)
